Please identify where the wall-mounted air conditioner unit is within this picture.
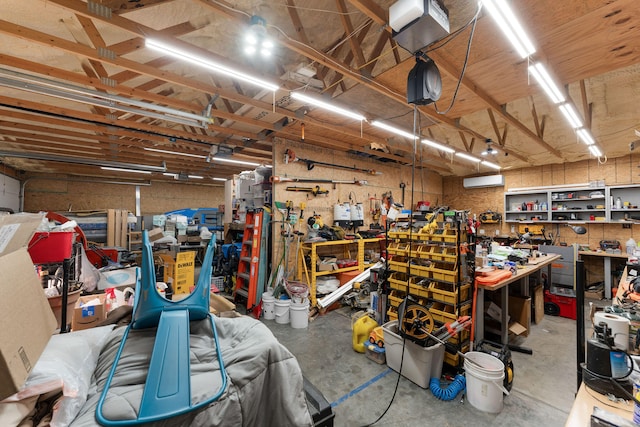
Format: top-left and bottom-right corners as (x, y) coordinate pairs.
(463, 174), (505, 189)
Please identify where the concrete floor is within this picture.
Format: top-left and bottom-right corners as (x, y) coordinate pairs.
(263, 305), (580, 427)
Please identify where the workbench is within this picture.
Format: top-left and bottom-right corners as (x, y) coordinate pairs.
(578, 250), (629, 299)
(474, 253), (561, 347)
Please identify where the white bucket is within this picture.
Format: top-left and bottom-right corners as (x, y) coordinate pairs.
(274, 299), (291, 324)
(290, 301), (309, 329)
(262, 292), (275, 320)
(464, 351), (508, 413)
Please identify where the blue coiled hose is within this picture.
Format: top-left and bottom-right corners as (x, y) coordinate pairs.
(430, 374), (466, 401)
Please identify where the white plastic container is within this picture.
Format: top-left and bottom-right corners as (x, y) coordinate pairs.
(382, 320), (444, 388)
(290, 301), (309, 329)
(262, 291), (275, 320)
(464, 351), (507, 413)
(333, 203), (351, 226)
(350, 203), (364, 226)
(274, 299), (291, 324)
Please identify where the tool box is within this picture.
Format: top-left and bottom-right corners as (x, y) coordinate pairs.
(543, 290), (577, 320)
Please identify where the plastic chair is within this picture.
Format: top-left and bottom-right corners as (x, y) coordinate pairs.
(96, 231), (227, 426)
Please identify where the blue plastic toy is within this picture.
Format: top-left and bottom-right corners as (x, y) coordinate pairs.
(96, 231), (227, 426)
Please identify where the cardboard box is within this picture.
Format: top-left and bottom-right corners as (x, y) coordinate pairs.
(509, 295), (531, 337)
(161, 251), (196, 294)
(148, 227), (165, 242)
(72, 294), (107, 331)
(0, 213), (57, 400)
(533, 285), (544, 324)
(585, 289), (604, 300)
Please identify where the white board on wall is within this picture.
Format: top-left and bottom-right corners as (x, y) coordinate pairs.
(0, 174), (20, 212)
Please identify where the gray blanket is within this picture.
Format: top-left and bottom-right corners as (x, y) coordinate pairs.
(70, 316), (313, 426)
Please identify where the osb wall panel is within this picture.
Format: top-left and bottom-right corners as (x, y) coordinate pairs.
(272, 139), (443, 222)
(23, 176), (224, 215)
(444, 155), (640, 249)
(139, 182), (224, 214)
(271, 138), (443, 275)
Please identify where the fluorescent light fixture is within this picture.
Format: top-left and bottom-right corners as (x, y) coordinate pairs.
(589, 145), (602, 157)
(0, 149), (166, 172)
(422, 139), (456, 154)
(371, 120), (417, 139)
(210, 157), (261, 167)
(455, 152), (481, 163)
(482, 0), (536, 58)
(291, 92), (365, 121)
(559, 103), (583, 129)
(144, 147), (207, 159)
(212, 177), (227, 181)
(188, 175), (204, 179)
(146, 38), (279, 91)
(0, 68), (209, 128)
(529, 63), (565, 104)
(577, 128), (595, 145)
(163, 173), (178, 178)
(481, 160), (501, 170)
(101, 167), (152, 174)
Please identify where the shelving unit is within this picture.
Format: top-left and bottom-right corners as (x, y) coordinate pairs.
(504, 184), (618, 224)
(297, 238), (382, 307)
(609, 185), (640, 223)
(385, 211), (475, 367)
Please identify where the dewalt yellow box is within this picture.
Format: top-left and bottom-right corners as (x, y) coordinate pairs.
(161, 251), (196, 294)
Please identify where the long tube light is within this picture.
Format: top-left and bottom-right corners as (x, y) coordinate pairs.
(212, 177), (227, 181)
(0, 69), (210, 128)
(589, 145), (602, 157)
(291, 92), (365, 121)
(455, 152), (481, 163)
(529, 63), (565, 104)
(101, 167), (152, 174)
(210, 157), (261, 167)
(0, 150), (166, 172)
(577, 128), (595, 145)
(559, 103), (583, 129)
(144, 147), (207, 159)
(422, 139), (456, 154)
(146, 38), (279, 91)
(481, 160), (501, 170)
(371, 120), (416, 139)
(481, 0), (536, 58)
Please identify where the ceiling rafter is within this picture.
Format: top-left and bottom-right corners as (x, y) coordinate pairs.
(485, 109), (526, 163)
(336, 0), (367, 69)
(428, 51), (564, 159)
(579, 79), (592, 129)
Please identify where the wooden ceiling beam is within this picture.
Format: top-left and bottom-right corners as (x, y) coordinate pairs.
(336, 0), (367, 68)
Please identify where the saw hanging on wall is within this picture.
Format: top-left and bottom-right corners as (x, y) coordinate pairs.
(284, 149), (382, 176)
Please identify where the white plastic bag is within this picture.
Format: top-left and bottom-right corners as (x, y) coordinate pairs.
(78, 245), (100, 292)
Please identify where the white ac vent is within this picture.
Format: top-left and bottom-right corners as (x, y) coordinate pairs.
(463, 174), (505, 189)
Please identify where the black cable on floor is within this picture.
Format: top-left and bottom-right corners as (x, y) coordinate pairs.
(361, 105), (420, 426)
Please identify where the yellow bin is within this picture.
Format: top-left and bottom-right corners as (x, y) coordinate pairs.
(352, 314), (378, 353)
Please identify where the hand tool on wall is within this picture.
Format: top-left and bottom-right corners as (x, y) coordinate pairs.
(284, 148), (382, 175)
(285, 186), (329, 196)
(299, 202), (306, 223)
(271, 176), (368, 186)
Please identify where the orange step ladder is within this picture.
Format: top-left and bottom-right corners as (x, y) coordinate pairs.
(235, 209), (268, 312)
